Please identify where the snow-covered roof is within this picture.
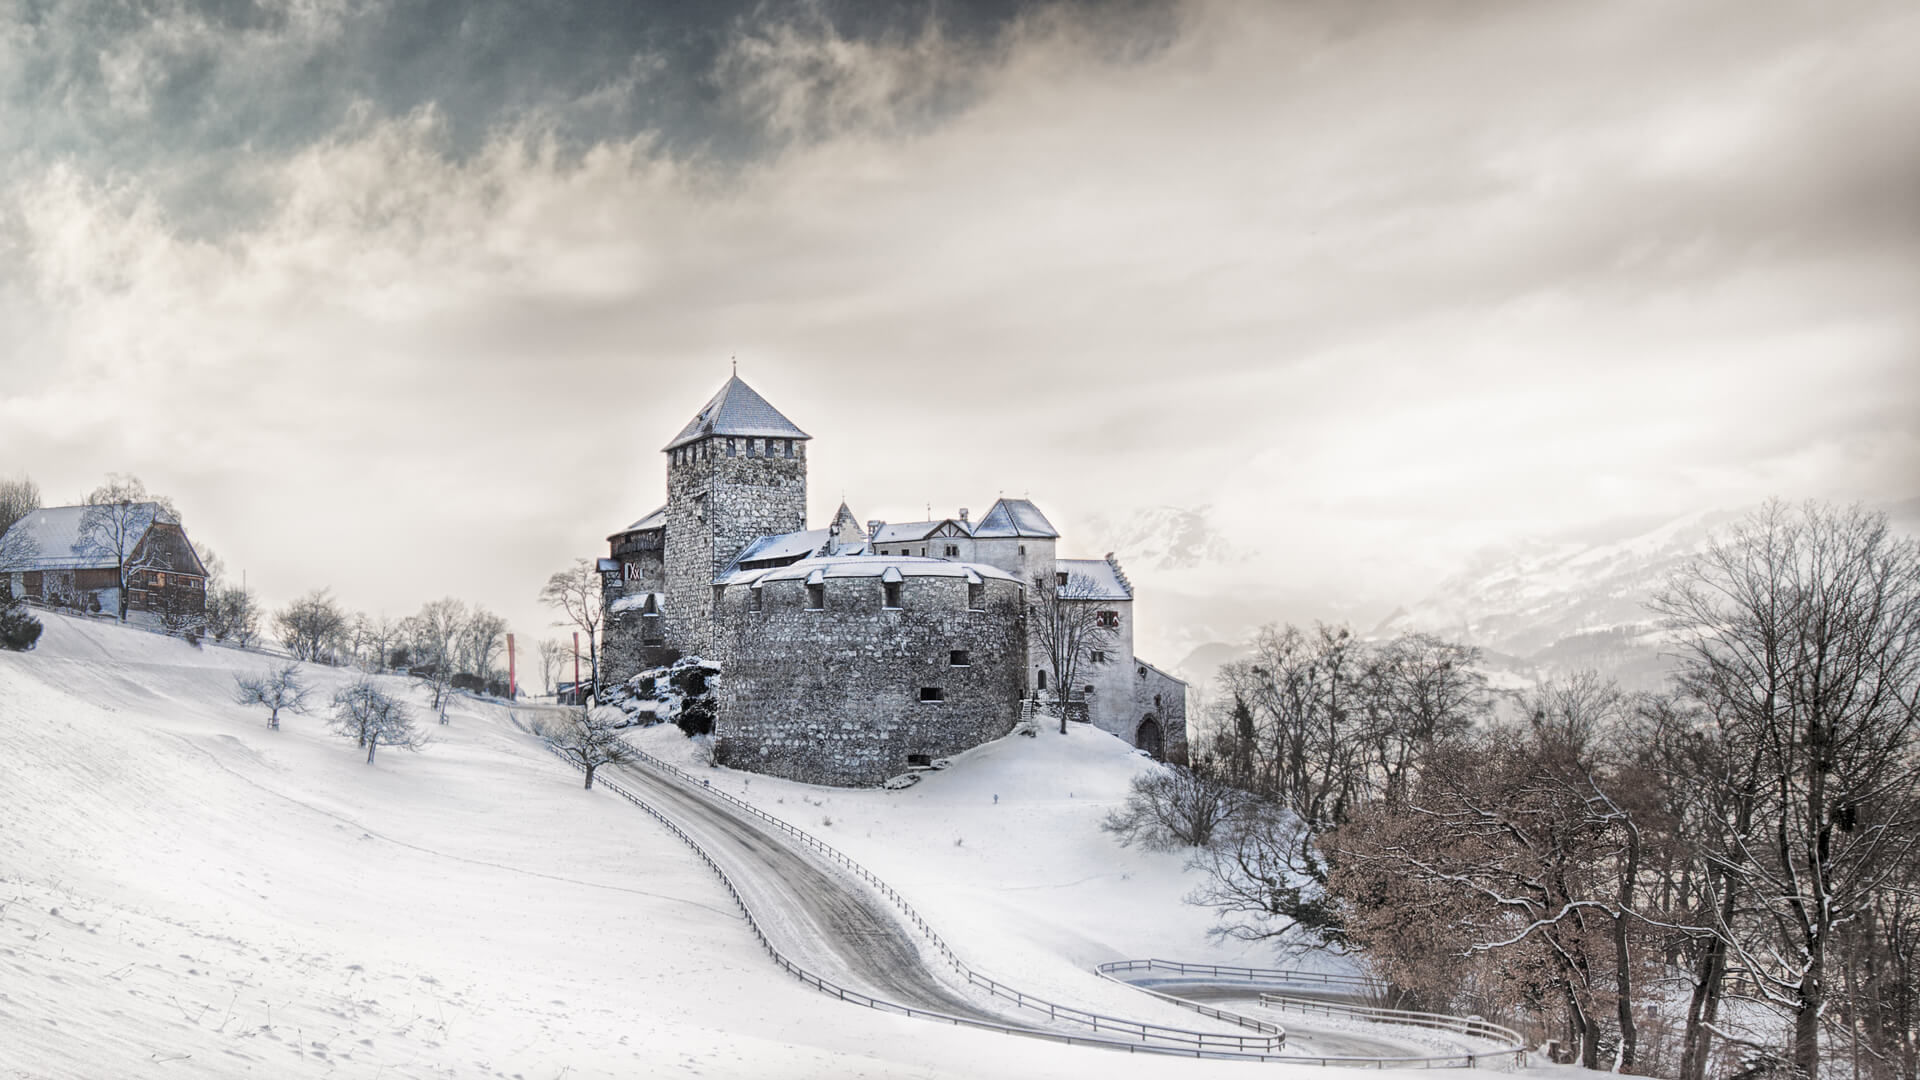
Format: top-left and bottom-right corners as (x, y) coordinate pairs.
(1057, 558), (1132, 601)
(1134, 658), (1188, 687)
(870, 519), (970, 544)
(972, 498), (1058, 539)
(732, 528), (831, 566)
(0, 503), (180, 572)
(619, 506), (666, 534)
(831, 501), (866, 540)
(663, 375), (810, 451)
(719, 555), (1020, 589)
(609, 592), (665, 614)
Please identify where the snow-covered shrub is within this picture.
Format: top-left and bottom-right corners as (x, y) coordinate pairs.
(0, 599), (42, 651)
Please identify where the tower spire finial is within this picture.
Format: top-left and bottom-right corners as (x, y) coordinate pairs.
(731, 354), (737, 377)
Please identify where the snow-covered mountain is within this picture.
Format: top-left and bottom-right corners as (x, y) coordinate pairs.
(1081, 504), (1249, 572)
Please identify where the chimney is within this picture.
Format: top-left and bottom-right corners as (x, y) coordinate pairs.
(958, 508), (969, 523)
(868, 520), (884, 542)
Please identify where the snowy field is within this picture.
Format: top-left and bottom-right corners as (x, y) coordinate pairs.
(0, 612), (1505, 1078)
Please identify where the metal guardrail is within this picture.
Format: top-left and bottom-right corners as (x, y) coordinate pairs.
(548, 748), (1299, 1060)
(606, 744), (1286, 1056)
(1257, 994), (1530, 1070)
(1098, 958), (1379, 991)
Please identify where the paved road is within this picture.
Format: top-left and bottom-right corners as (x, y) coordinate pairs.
(608, 760), (1016, 1026)
(601, 751), (1479, 1063)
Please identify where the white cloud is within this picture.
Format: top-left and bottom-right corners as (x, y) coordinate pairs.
(1, 0), (1915, 657)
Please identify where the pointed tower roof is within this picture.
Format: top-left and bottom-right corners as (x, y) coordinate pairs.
(663, 374), (810, 451)
(831, 501), (866, 540)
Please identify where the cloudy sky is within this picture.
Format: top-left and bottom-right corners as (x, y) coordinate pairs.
(2, 0), (1915, 663)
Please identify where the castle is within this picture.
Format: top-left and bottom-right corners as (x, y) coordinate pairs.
(596, 374), (1188, 786)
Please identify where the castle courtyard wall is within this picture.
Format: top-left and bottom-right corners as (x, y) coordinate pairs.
(713, 571), (1026, 786)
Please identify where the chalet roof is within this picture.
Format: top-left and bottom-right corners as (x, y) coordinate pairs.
(0, 503), (183, 572)
(719, 555), (1021, 589)
(664, 375), (810, 451)
(1057, 557), (1132, 601)
(973, 498), (1058, 539)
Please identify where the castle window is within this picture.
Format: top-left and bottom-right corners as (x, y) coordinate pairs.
(750, 589), (764, 613)
(1084, 685), (1095, 695)
(807, 583), (825, 610)
(713, 585), (726, 608)
(1155, 693), (1163, 709)
(781, 439), (792, 457)
(726, 438), (736, 457)
(1095, 610), (1119, 629)
(1018, 544), (1026, 555)
(1091, 650), (1106, 663)
(1056, 571), (1068, 586)
(920, 546), (927, 556)
(919, 687), (945, 703)
(1138, 666), (1147, 677)
(967, 582), (983, 610)
(943, 544), (958, 557)
(907, 753), (932, 767)
(1037, 669), (1047, 691)
(949, 650), (969, 667)
(882, 581), (901, 609)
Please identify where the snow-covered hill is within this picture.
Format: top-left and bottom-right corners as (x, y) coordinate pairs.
(0, 611), (1346, 1079)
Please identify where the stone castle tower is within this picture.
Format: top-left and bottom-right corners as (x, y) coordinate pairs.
(661, 375), (811, 657)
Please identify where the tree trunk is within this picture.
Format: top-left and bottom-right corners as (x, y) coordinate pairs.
(584, 764), (596, 790)
(1615, 823), (1641, 1071)
(366, 740), (377, 764)
(1795, 953), (1825, 1080)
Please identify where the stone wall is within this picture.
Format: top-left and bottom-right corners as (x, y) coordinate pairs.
(600, 528), (669, 686)
(713, 571), (1026, 786)
(663, 437), (807, 658)
(1133, 661), (1191, 765)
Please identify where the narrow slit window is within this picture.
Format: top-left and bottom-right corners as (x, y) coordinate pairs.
(807, 583), (825, 610)
(967, 582), (983, 610)
(750, 590), (764, 612)
(883, 581), (902, 608)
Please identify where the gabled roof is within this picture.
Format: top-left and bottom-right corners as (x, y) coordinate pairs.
(871, 518), (973, 544)
(973, 498), (1058, 539)
(1057, 558), (1132, 601)
(664, 375), (810, 451)
(0, 503), (185, 572)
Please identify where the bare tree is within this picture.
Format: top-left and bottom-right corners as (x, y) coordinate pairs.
(76, 475), (181, 622)
(410, 598), (467, 722)
(537, 637), (567, 697)
(460, 608), (508, 683)
(1027, 570), (1117, 733)
(233, 664), (311, 730)
(1653, 501), (1920, 1080)
(0, 474), (38, 537)
(0, 475), (40, 573)
(330, 679), (425, 764)
(534, 706), (637, 789)
(540, 560), (603, 700)
(205, 585), (260, 646)
(276, 588), (347, 662)
(1102, 762), (1245, 850)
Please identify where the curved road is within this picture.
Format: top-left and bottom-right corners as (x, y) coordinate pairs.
(598, 749), (1493, 1063)
(607, 759), (1014, 1025)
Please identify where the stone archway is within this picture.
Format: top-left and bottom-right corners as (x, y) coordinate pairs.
(1134, 715), (1164, 760)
